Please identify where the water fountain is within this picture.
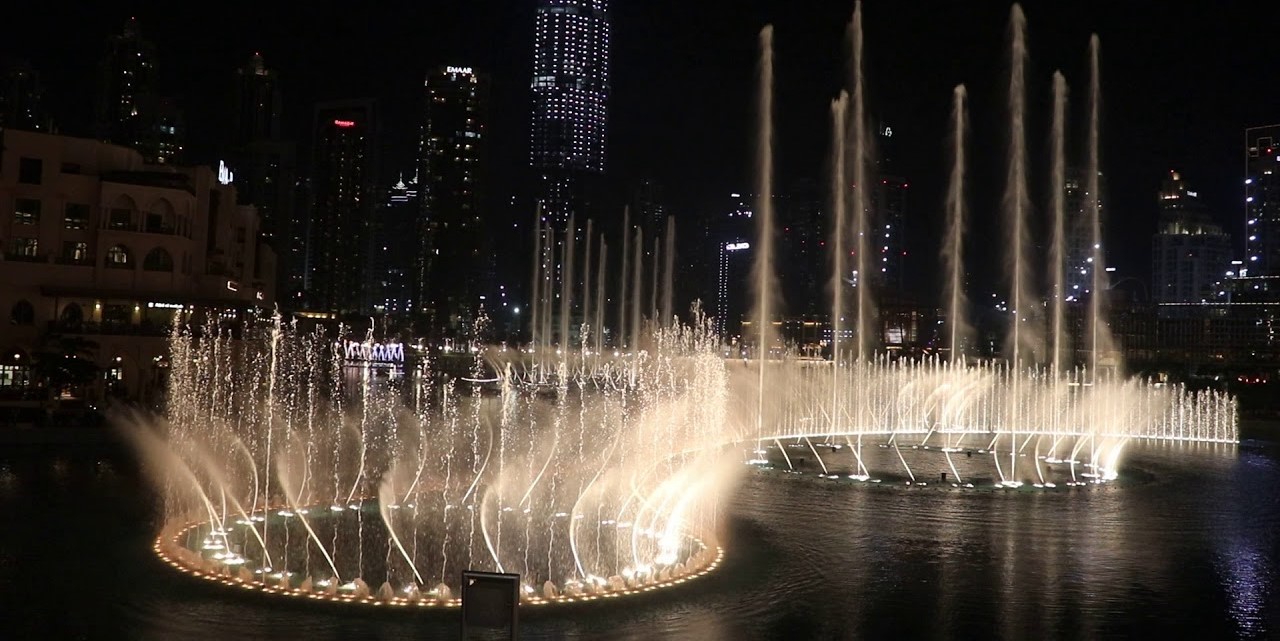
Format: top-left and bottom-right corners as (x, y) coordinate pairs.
(122, 2), (1239, 614)
(128, 310), (734, 608)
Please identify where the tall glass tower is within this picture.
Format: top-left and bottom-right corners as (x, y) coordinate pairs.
(1245, 124), (1280, 279)
(530, 0), (610, 229)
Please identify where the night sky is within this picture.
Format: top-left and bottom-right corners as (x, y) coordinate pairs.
(7, 1), (1280, 301)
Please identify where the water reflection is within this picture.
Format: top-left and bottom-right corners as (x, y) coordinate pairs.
(1, 442), (1276, 639)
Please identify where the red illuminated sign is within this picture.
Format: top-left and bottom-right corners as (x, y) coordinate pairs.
(333, 119), (356, 128)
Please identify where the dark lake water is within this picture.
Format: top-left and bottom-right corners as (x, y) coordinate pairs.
(2, 437), (1277, 640)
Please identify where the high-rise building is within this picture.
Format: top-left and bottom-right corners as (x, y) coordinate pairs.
(134, 95), (184, 165)
(232, 53), (282, 145)
(374, 174), (420, 316)
(0, 60), (52, 132)
(870, 120), (908, 291)
(1152, 170), (1232, 316)
(306, 100), (377, 315)
(95, 18), (183, 165)
(715, 193), (754, 339)
(1064, 166), (1104, 300)
(872, 176), (908, 290)
(781, 180), (823, 315)
(530, 0), (610, 229)
(1245, 124), (1280, 279)
(417, 66), (490, 334)
(229, 54), (299, 307)
(633, 179), (667, 238)
(96, 18), (155, 147)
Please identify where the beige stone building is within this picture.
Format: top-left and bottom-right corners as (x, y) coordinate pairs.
(0, 128), (274, 414)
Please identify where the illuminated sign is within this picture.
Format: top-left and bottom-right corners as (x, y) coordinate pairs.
(147, 302), (184, 309)
(255, 291), (265, 301)
(725, 242), (750, 251)
(344, 341), (405, 367)
(218, 160), (234, 185)
(447, 66), (473, 75)
(880, 126), (893, 137)
(226, 280), (239, 292)
(333, 119), (356, 128)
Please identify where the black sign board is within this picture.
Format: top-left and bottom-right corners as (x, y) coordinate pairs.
(460, 570), (519, 640)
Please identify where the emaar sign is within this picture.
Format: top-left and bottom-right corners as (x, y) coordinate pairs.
(218, 160), (234, 185)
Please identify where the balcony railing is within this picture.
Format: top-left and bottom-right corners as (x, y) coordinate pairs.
(3, 252), (47, 263)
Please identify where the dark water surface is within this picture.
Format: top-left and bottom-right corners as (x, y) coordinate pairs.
(2, 438), (1277, 640)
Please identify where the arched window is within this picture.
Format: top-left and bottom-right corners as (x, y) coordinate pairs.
(9, 300), (34, 325)
(105, 245), (131, 268)
(108, 195), (138, 230)
(60, 303), (83, 326)
(143, 247), (174, 272)
(146, 198), (176, 234)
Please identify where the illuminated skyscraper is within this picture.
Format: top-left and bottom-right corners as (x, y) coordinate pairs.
(715, 193), (754, 339)
(530, 0), (610, 229)
(374, 174), (420, 316)
(417, 66), (490, 333)
(306, 100), (377, 314)
(1152, 170), (1231, 314)
(1245, 124), (1280, 279)
(96, 18), (183, 164)
(0, 60), (52, 132)
(230, 54), (298, 306)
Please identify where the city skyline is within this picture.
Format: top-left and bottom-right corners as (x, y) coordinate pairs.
(3, 3), (1279, 301)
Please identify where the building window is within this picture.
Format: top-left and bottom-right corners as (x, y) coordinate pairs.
(102, 305), (130, 329)
(105, 244), (131, 268)
(10, 300), (35, 325)
(104, 362), (127, 398)
(0, 364), (32, 389)
(59, 303), (83, 327)
(14, 199), (40, 225)
(64, 203), (90, 229)
(108, 208), (133, 230)
(143, 247), (174, 272)
(10, 237), (38, 258)
(62, 241), (89, 264)
(18, 157), (42, 184)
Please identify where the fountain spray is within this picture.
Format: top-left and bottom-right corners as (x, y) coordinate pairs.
(1050, 72), (1068, 374)
(944, 84), (970, 362)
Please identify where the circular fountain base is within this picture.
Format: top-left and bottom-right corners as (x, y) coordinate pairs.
(153, 504), (724, 610)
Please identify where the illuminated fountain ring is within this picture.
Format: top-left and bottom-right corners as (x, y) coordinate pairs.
(747, 437), (1133, 491)
(153, 502), (724, 609)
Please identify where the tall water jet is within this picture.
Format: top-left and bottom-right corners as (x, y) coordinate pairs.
(829, 91), (849, 434)
(631, 226), (643, 350)
(662, 216), (676, 325)
(650, 235), (660, 320)
(848, 2), (875, 363)
(619, 207), (631, 347)
(1004, 3), (1036, 368)
(530, 209), (543, 356)
(830, 91), (849, 364)
(595, 237), (607, 353)
(1049, 72), (1068, 374)
(1086, 34), (1115, 377)
(561, 215), (576, 348)
(752, 25), (777, 446)
(943, 84), (971, 361)
(582, 219), (594, 346)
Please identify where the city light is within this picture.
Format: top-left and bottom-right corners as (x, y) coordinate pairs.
(333, 119), (356, 127)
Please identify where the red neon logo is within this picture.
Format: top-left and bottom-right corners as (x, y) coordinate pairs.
(333, 119), (356, 128)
